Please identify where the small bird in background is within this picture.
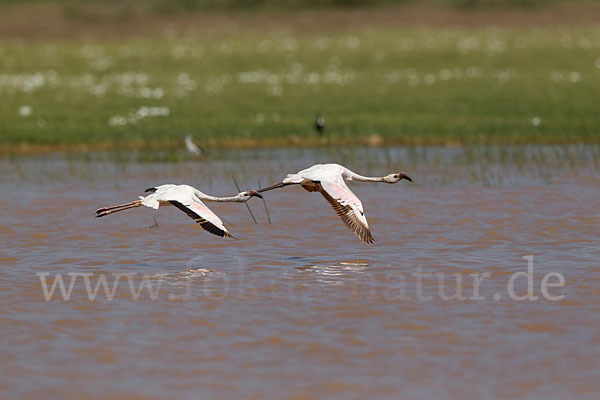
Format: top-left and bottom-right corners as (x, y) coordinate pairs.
(314, 114), (325, 136)
(184, 134), (203, 156)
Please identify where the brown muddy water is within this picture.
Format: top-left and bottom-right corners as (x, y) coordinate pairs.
(1, 145), (599, 399)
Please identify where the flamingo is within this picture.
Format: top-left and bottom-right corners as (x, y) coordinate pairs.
(95, 184), (262, 238)
(257, 164), (412, 244)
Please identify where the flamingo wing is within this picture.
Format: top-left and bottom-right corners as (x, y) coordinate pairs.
(317, 177), (374, 244)
(167, 191), (233, 238)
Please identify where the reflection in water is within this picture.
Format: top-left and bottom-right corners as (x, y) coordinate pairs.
(296, 260), (369, 284)
(1, 146), (599, 399)
(155, 268), (218, 285)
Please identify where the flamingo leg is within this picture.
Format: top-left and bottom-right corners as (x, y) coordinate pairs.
(95, 200), (142, 218)
(256, 182), (293, 193)
(95, 200), (141, 214)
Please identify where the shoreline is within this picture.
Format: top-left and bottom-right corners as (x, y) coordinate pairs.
(3, 136), (598, 157)
(1, 2), (600, 41)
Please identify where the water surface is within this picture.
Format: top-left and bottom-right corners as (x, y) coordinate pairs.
(1, 145), (599, 399)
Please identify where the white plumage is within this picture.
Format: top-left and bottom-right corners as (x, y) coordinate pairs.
(96, 184), (262, 238)
(184, 134), (203, 156)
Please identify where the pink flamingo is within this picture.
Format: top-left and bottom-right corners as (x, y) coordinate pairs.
(258, 164), (411, 244)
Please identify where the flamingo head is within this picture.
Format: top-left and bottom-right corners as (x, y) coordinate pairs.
(384, 172), (412, 183)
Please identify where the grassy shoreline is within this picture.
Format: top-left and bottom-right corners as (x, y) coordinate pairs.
(4, 134), (600, 158)
(2, 2), (600, 40)
(1, 5), (599, 155)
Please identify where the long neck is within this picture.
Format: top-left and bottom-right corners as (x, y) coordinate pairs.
(195, 192), (245, 203)
(344, 169), (386, 183)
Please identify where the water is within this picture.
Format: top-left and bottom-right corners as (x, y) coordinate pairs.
(1, 145), (599, 399)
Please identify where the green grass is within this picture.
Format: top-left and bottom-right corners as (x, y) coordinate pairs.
(1, 25), (599, 152)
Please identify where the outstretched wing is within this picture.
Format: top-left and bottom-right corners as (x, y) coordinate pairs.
(167, 191), (233, 238)
(317, 178), (374, 244)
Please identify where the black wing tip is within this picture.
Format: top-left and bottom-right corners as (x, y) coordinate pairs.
(356, 226), (374, 245)
(145, 187), (157, 193)
(318, 186), (376, 245)
(215, 228), (235, 239)
(169, 200), (233, 239)
(216, 228), (235, 239)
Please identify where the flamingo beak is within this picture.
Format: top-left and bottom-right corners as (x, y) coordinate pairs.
(249, 190), (263, 199)
(400, 173), (412, 182)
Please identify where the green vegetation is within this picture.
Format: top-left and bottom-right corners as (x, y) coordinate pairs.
(1, 24), (599, 152)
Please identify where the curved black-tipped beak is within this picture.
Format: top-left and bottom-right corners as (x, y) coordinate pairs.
(400, 173), (412, 182)
(249, 190), (263, 199)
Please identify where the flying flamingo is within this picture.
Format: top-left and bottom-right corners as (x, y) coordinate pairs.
(257, 164), (412, 244)
(95, 184), (262, 238)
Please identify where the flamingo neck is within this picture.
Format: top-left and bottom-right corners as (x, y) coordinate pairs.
(197, 193), (245, 202)
(347, 173), (385, 183)
(342, 166), (386, 183)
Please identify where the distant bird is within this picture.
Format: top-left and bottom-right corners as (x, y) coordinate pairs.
(184, 134), (203, 156)
(314, 114), (325, 136)
(95, 184), (262, 238)
(257, 163), (411, 244)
